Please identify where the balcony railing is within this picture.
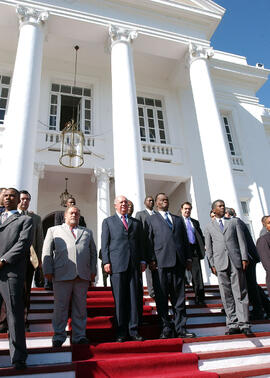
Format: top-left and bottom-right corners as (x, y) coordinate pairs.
(141, 142), (182, 164)
(231, 154), (244, 172)
(38, 130), (95, 153)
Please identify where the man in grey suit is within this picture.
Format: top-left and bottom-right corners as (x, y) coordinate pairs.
(42, 206), (97, 347)
(18, 190), (44, 330)
(205, 199), (251, 335)
(0, 188), (33, 370)
(135, 196), (155, 298)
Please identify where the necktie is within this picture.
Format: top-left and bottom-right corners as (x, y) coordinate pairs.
(1, 212), (8, 223)
(122, 215), (128, 230)
(186, 218), (196, 244)
(70, 227), (76, 239)
(165, 212), (173, 229)
(219, 219), (224, 232)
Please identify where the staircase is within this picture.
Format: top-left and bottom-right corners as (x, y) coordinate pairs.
(0, 285), (270, 377)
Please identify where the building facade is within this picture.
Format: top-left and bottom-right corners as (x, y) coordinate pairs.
(0, 0), (269, 284)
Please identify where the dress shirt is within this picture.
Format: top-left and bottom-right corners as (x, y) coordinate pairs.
(145, 208), (155, 216)
(116, 212), (129, 224)
(159, 210), (173, 224)
(63, 223), (78, 238)
(215, 217), (225, 226)
(1, 210), (18, 219)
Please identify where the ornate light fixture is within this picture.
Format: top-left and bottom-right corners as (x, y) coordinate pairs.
(60, 177), (72, 207)
(59, 45), (85, 168)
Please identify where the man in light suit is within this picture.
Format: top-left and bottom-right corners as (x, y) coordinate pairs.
(18, 190), (44, 330)
(205, 199), (251, 335)
(135, 196), (155, 298)
(101, 195), (145, 342)
(42, 206), (97, 347)
(148, 193), (195, 339)
(0, 188), (33, 370)
(54, 197), (86, 227)
(180, 202), (205, 304)
(257, 215), (270, 297)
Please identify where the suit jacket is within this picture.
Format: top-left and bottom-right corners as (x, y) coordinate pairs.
(147, 212), (191, 268)
(181, 216), (205, 260)
(236, 217), (260, 264)
(256, 232), (270, 272)
(205, 217), (248, 272)
(54, 211), (86, 227)
(42, 223), (97, 281)
(101, 214), (143, 274)
(0, 213), (33, 279)
(26, 212), (44, 261)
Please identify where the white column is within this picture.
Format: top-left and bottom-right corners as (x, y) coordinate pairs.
(188, 43), (241, 214)
(94, 167), (113, 286)
(109, 25), (145, 213)
(1, 6), (48, 191)
(30, 162), (44, 213)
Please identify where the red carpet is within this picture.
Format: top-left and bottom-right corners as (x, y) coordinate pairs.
(71, 289), (219, 378)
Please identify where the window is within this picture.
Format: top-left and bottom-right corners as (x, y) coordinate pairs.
(137, 96), (168, 144)
(241, 201), (249, 216)
(222, 115), (236, 156)
(49, 83), (92, 134)
(0, 75), (11, 125)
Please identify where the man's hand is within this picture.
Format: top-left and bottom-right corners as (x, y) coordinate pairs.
(211, 266), (217, 276)
(149, 261), (157, 271)
(104, 263), (112, 274)
(141, 262), (146, 273)
(186, 260), (192, 271)
(45, 273), (53, 281)
(0, 261), (5, 269)
(242, 260), (249, 271)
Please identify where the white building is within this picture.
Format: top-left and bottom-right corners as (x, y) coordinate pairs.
(0, 0), (269, 284)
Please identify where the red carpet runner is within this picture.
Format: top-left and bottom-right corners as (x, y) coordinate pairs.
(70, 288), (218, 378)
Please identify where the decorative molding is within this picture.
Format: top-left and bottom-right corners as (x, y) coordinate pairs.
(109, 25), (138, 46)
(187, 43), (214, 66)
(34, 162), (45, 179)
(16, 5), (49, 26)
(94, 167), (113, 182)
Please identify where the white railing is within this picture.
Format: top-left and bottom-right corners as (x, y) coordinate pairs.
(231, 155), (244, 171)
(39, 130), (95, 150)
(141, 142), (182, 164)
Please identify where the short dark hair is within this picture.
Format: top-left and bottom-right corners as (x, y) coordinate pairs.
(20, 190), (31, 201)
(225, 207), (235, 217)
(211, 199), (225, 210)
(144, 196), (154, 203)
(262, 215), (268, 224)
(6, 188), (20, 198)
(181, 201), (192, 209)
(155, 192), (166, 202)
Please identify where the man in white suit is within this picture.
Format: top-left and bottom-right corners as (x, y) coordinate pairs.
(205, 199), (251, 335)
(42, 206), (97, 347)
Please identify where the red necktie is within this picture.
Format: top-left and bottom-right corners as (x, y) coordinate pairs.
(121, 215), (128, 230)
(70, 227), (76, 239)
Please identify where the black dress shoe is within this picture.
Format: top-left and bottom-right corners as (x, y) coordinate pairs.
(242, 327), (253, 336)
(76, 337), (89, 344)
(116, 336), (127, 343)
(52, 340), (64, 347)
(130, 334), (144, 341)
(225, 328), (241, 335)
(177, 331), (196, 338)
(159, 331), (174, 339)
(13, 361), (27, 370)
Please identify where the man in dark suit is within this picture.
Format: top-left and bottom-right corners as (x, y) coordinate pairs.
(259, 216), (268, 237)
(101, 195), (145, 342)
(0, 187), (6, 333)
(225, 207), (270, 319)
(147, 193), (195, 339)
(180, 202), (205, 304)
(205, 199), (251, 335)
(257, 215), (270, 297)
(18, 190), (44, 330)
(54, 197), (86, 227)
(0, 188), (33, 369)
(135, 196), (155, 298)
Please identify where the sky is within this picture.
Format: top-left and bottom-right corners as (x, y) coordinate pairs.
(211, 0), (270, 108)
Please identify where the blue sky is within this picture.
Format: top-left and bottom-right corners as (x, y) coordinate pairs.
(211, 0), (270, 108)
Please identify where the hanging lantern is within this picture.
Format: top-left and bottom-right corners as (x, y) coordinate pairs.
(60, 177), (72, 207)
(59, 45), (85, 168)
(59, 120), (85, 168)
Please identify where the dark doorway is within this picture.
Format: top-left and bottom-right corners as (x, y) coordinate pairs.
(60, 95), (81, 131)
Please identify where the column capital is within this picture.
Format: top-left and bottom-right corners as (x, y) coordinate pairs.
(109, 25), (138, 46)
(94, 167), (113, 182)
(186, 43), (214, 66)
(34, 162), (45, 179)
(16, 5), (49, 26)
